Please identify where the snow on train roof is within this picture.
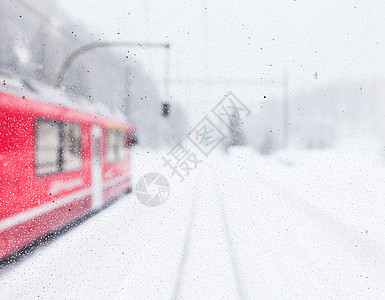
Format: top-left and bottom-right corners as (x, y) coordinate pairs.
(0, 73), (126, 122)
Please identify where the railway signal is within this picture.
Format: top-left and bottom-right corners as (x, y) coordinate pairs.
(161, 102), (170, 117)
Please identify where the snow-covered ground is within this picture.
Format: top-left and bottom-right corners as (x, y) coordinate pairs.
(1, 139), (385, 299)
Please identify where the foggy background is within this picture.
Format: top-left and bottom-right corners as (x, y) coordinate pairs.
(1, 0), (385, 154)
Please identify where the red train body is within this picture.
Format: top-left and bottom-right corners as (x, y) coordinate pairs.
(0, 90), (133, 260)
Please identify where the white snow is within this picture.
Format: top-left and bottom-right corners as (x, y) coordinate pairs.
(13, 46), (31, 65)
(1, 139), (385, 298)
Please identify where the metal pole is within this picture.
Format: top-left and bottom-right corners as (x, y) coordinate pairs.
(282, 72), (289, 148)
(202, 0), (208, 94)
(54, 41), (170, 89)
(164, 43), (171, 101)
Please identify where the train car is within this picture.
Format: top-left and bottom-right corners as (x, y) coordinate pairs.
(0, 86), (134, 260)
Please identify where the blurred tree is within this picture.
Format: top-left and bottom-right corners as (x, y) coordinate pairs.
(225, 113), (246, 151)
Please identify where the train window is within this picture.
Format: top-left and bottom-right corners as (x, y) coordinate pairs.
(35, 119), (82, 176)
(116, 130), (126, 161)
(35, 120), (61, 176)
(126, 130), (138, 147)
(106, 129), (116, 163)
(106, 128), (127, 163)
(62, 123), (82, 172)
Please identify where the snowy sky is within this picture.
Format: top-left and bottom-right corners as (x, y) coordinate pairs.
(58, 0), (385, 117)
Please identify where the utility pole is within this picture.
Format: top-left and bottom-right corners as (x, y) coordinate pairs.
(282, 72), (289, 148)
(202, 0), (208, 96)
(164, 43), (171, 101)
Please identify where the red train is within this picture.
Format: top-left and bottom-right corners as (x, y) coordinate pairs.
(0, 89), (134, 260)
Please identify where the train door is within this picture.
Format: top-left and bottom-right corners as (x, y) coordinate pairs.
(91, 126), (103, 209)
